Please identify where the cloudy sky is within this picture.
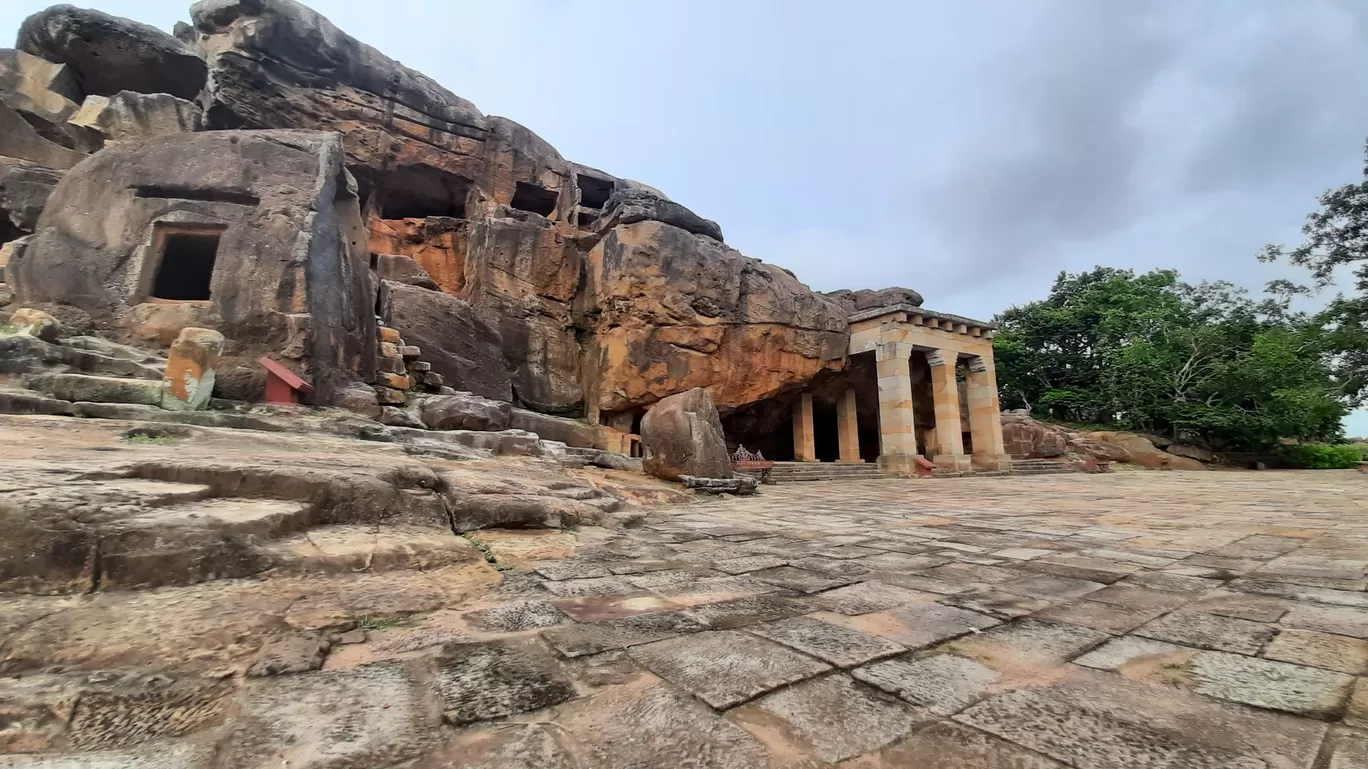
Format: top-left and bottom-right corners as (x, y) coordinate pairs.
(8, 0), (1368, 428)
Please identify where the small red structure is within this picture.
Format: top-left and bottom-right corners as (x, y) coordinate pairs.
(731, 445), (776, 484)
(259, 356), (314, 404)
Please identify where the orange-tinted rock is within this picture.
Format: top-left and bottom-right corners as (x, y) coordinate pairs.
(162, 327), (224, 410)
(585, 219), (848, 414)
(1084, 431), (1206, 470)
(1001, 414), (1068, 458)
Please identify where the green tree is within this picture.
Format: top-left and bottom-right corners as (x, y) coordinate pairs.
(993, 268), (1346, 451)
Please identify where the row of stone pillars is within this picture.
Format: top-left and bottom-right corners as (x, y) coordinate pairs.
(790, 344), (1008, 473)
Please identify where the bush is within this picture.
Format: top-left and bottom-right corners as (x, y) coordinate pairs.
(1280, 443), (1366, 469)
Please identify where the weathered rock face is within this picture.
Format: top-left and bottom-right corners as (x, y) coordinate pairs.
(1084, 431), (1207, 471)
(1002, 414), (1068, 459)
(378, 281), (510, 402)
(9, 129), (375, 404)
(17, 4), (207, 100)
(0, 157), (63, 235)
(0, 48), (99, 154)
(585, 220), (848, 415)
(640, 387), (732, 481)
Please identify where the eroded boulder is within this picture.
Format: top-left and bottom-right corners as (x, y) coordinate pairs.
(1001, 414), (1068, 459)
(1082, 431), (1206, 471)
(640, 387), (732, 482)
(17, 4), (207, 100)
(420, 392), (511, 432)
(68, 91), (202, 143)
(596, 187), (724, 242)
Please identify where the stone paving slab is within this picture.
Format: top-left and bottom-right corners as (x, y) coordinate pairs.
(1187, 649), (1355, 720)
(750, 614), (907, 667)
(853, 653), (1002, 714)
(628, 630), (832, 709)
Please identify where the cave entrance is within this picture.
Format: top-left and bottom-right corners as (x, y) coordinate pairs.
(577, 174), (614, 209)
(511, 182), (558, 217)
(151, 229), (222, 301)
(813, 401), (839, 462)
(379, 165), (470, 220)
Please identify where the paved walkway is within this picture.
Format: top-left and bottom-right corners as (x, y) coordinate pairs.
(6, 470), (1368, 767)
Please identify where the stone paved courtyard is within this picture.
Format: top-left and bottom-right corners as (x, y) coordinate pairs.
(7, 469), (1368, 767)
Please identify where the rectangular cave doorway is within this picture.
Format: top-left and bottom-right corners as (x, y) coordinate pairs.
(813, 401), (839, 462)
(150, 228), (223, 301)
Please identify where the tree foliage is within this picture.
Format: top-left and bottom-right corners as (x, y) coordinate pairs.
(993, 267), (1347, 451)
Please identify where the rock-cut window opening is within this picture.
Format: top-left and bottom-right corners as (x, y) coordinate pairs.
(576, 174), (615, 209)
(378, 166), (470, 220)
(511, 182), (558, 217)
(152, 231), (221, 301)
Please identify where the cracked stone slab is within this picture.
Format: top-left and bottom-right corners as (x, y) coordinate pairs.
(1135, 611), (1277, 655)
(1327, 728), (1368, 769)
(435, 723), (575, 769)
(1122, 570), (1223, 593)
(1280, 604), (1368, 639)
(1186, 590), (1292, 622)
(464, 601), (570, 632)
(853, 653), (1001, 714)
(436, 640), (576, 725)
(787, 555), (871, 576)
(834, 602), (1000, 650)
(712, 555), (789, 574)
(954, 667), (1327, 769)
(550, 684), (772, 768)
(750, 615), (906, 667)
(1001, 574), (1105, 599)
(217, 661), (437, 767)
(1085, 585), (1191, 613)
(728, 673), (923, 763)
(1187, 650), (1355, 720)
(0, 746), (214, 768)
(541, 611), (706, 658)
(856, 552), (950, 572)
(944, 589), (1057, 619)
(1032, 598), (1168, 634)
(1073, 636), (1187, 671)
(1262, 629), (1368, 674)
(628, 630), (831, 709)
(948, 618), (1109, 669)
(551, 591), (681, 622)
(541, 576), (637, 597)
(807, 581), (936, 615)
(852, 720), (1068, 769)
(533, 560), (612, 581)
(749, 566), (858, 594)
(682, 594), (810, 629)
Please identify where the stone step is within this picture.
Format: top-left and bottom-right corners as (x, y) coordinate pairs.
(257, 524), (483, 576)
(768, 462), (889, 483)
(1, 334), (165, 380)
(26, 372), (165, 406)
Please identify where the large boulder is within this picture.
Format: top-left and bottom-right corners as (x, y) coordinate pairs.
(585, 220), (849, 415)
(378, 281), (511, 402)
(825, 286), (925, 312)
(0, 48), (99, 153)
(0, 101), (86, 168)
(640, 387), (732, 482)
(68, 91), (202, 143)
(17, 5), (207, 100)
(1083, 431), (1206, 471)
(596, 187), (724, 242)
(1001, 414), (1068, 459)
(420, 392), (511, 432)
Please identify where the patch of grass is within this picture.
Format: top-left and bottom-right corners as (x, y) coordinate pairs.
(122, 434), (170, 445)
(356, 615), (413, 631)
(461, 533), (514, 571)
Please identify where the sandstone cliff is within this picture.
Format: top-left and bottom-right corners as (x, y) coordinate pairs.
(2, 0), (870, 420)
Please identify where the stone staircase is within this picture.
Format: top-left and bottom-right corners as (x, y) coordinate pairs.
(1010, 458), (1094, 476)
(372, 321), (445, 405)
(767, 461), (890, 483)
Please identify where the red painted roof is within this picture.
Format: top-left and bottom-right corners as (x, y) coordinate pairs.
(257, 356), (315, 395)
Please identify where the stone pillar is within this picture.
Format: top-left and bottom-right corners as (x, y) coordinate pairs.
(792, 392), (816, 462)
(928, 350), (971, 471)
(162, 327), (225, 411)
(875, 340), (918, 474)
(966, 354), (1011, 470)
(837, 388), (862, 463)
